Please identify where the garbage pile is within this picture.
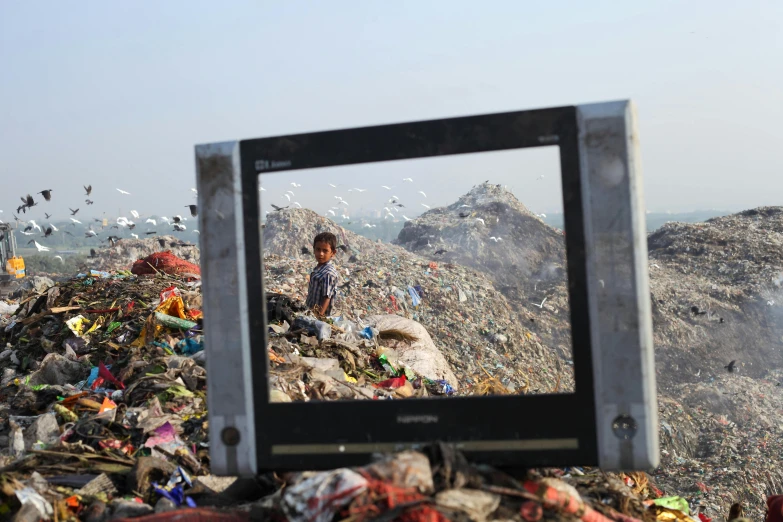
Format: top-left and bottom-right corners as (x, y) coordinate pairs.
(86, 236), (200, 273)
(647, 207), (783, 388)
(0, 268), (210, 520)
(393, 182), (572, 362)
(263, 208), (573, 397)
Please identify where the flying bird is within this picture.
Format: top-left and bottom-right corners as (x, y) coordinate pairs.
(70, 218), (82, 224)
(328, 183), (337, 188)
(283, 194), (291, 202)
(28, 220), (42, 232)
(85, 230), (98, 238)
(286, 190), (295, 197)
(69, 208), (79, 216)
(38, 189), (53, 201)
(130, 210), (139, 219)
(418, 191), (427, 198)
(84, 185), (92, 195)
(293, 202), (302, 208)
(116, 188), (131, 195)
(186, 204), (197, 217)
(327, 210), (336, 216)
(172, 215), (182, 224)
(291, 182), (301, 188)
(160, 216), (170, 224)
(146, 218), (157, 226)
(421, 203), (430, 209)
(21, 194), (36, 208)
(43, 227), (54, 238)
(339, 200), (349, 206)
(193, 230), (199, 234)
(173, 223), (187, 231)
(49, 224), (58, 231)
(434, 249), (447, 255)
(533, 297), (548, 309)
(55, 255), (64, 263)
(85, 199), (94, 205)
(354, 188), (367, 193)
(402, 215), (412, 221)
(131, 233), (139, 239)
(402, 178), (413, 183)
(33, 241), (50, 252)
(259, 187), (266, 192)
(45, 213), (51, 219)
(271, 204), (288, 211)
(490, 236), (503, 242)
(475, 218), (485, 225)
(725, 360), (737, 373)
(145, 231), (157, 235)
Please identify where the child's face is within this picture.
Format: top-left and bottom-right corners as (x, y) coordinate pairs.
(313, 241), (335, 265)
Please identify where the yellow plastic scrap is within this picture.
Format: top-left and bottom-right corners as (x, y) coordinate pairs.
(84, 316), (104, 335)
(155, 296), (188, 320)
(653, 507), (693, 522)
(65, 315), (91, 337)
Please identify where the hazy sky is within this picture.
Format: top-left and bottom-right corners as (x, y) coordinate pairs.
(1, 1), (781, 224)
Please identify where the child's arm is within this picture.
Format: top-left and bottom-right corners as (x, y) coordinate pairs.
(318, 297), (331, 315)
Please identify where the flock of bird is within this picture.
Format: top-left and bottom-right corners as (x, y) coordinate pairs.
(0, 185), (201, 258)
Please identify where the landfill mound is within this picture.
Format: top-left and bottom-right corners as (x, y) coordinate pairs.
(393, 183), (573, 361)
(86, 235), (200, 273)
(262, 207), (573, 395)
(647, 207), (783, 388)
(395, 182), (566, 296)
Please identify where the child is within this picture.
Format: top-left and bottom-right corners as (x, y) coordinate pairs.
(305, 232), (340, 316)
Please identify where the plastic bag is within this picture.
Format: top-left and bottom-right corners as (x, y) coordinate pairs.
(293, 316), (331, 341)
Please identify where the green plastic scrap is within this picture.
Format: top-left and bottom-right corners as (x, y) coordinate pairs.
(653, 497), (690, 515)
(106, 321), (122, 335)
(166, 385), (195, 398)
(154, 312), (197, 330)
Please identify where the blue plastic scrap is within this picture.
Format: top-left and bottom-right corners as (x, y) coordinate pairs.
(176, 337), (204, 355)
(407, 286), (422, 307)
(359, 326), (375, 340)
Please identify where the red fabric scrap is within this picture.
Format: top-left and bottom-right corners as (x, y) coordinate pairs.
(131, 251), (201, 277)
(375, 375), (407, 389)
(99, 361), (125, 390)
(698, 513), (712, 522)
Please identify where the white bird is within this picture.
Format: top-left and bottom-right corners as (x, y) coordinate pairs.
(193, 230), (200, 234)
(85, 230), (98, 237)
(160, 216), (171, 224)
(28, 220), (42, 232)
(21, 231), (34, 236)
(191, 187), (198, 194)
(174, 223), (187, 231)
(475, 218), (485, 225)
(339, 200), (349, 206)
(49, 224), (58, 232)
(538, 213), (547, 218)
(130, 210), (139, 219)
(490, 236), (503, 242)
(335, 196), (343, 201)
(291, 182), (301, 188)
(402, 178), (413, 183)
(533, 297), (548, 309)
(34, 241), (50, 252)
(131, 233), (139, 239)
(341, 214), (349, 220)
(353, 188), (367, 193)
(329, 183), (337, 188)
(403, 215), (412, 221)
(55, 255), (64, 262)
(286, 190), (295, 197)
(146, 218), (157, 226)
(363, 223), (373, 228)
(117, 188), (131, 195)
(117, 217), (129, 226)
(381, 186), (391, 190)
(260, 187), (266, 192)
(459, 204), (471, 208)
(283, 194), (291, 202)
(293, 202), (302, 208)
(70, 218), (82, 224)
(391, 195), (399, 200)
(418, 191), (427, 198)
(421, 203), (430, 209)
(327, 210), (336, 216)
